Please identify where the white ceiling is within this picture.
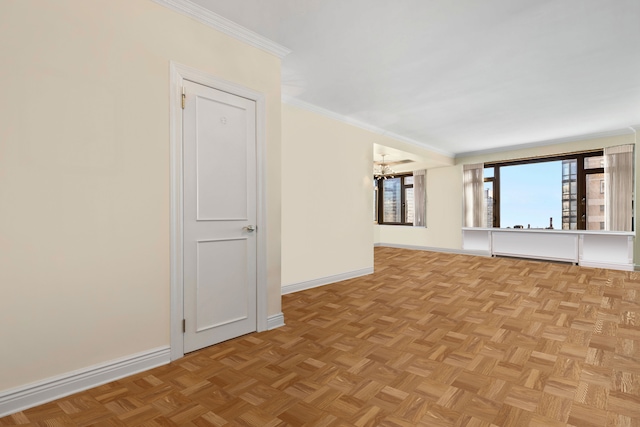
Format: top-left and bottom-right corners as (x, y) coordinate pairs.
(190, 0), (640, 157)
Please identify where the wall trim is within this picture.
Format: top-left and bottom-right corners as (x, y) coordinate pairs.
(151, 0), (291, 58)
(281, 267), (374, 295)
(455, 126), (638, 159)
(282, 96), (453, 158)
(374, 242), (491, 257)
(267, 313), (285, 330)
(580, 261), (634, 271)
(0, 347), (170, 418)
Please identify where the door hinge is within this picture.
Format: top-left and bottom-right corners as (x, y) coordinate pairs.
(181, 86), (186, 109)
(182, 319), (186, 333)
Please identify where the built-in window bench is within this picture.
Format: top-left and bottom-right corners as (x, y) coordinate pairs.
(462, 227), (635, 271)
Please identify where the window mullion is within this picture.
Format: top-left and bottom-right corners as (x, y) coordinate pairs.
(494, 167), (501, 228)
(577, 155), (586, 230)
(400, 179), (406, 225)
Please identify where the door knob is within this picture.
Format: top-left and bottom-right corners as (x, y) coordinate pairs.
(243, 225), (256, 232)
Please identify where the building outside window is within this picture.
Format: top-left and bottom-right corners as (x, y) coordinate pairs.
(374, 175), (414, 225)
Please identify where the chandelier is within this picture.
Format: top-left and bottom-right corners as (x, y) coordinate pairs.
(374, 154), (395, 179)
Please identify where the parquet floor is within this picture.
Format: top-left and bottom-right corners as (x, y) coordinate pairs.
(3, 247), (640, 426)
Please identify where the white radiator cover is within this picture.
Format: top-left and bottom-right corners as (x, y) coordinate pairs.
(462, 228), (634, 271)
(492, 230), (578, 263)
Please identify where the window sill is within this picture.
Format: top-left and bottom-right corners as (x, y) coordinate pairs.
(462, 227), (634, 237)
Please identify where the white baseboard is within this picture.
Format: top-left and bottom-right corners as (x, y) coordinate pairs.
(267, 312), (285, 330)
(579, 261), (634, 271)
(281, 267), (374, 295)
(0, 346), (170, 418)
(375, 242), (491, 257)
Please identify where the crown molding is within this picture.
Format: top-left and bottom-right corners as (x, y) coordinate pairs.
(151, 0), (291, 58)
(282, 96), (454, 157)
(455, 127), (638, 159)
(630, 125), (640, 144)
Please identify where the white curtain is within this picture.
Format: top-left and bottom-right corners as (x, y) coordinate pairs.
(604, 144), (634, 231)
(463, 163), (486, 227)
(413, 169), (426, 227)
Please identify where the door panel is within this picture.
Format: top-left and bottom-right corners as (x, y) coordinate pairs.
(195, 95), (248, 220)
(183, 79), (257, 353)
(195, 238), (249, 331)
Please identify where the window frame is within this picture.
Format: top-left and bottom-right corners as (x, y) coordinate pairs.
(484, 150), (603, 230)
(374, 173), (414, 226)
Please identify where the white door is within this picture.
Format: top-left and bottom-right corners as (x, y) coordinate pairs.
(182, 79), (257, 353)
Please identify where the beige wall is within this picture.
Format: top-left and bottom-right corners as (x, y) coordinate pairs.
(374, 165), (463, 249)
(280, 103), (457, 287)
(0, 0), (282, 392)
(281, 104), (374, 285)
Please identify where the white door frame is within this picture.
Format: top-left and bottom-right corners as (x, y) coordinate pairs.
(169, 61), (268, 361)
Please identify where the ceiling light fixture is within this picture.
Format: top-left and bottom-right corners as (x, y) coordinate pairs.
(374, 154), (395, 179)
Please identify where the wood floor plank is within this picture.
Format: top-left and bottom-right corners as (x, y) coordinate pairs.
(3, 247), (640, 426)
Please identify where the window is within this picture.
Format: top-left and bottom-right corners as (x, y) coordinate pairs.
(374, 174), (414, 225)
(484, 150), (604, 230)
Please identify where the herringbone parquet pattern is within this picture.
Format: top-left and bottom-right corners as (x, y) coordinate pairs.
(2, 247), (640, 426)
